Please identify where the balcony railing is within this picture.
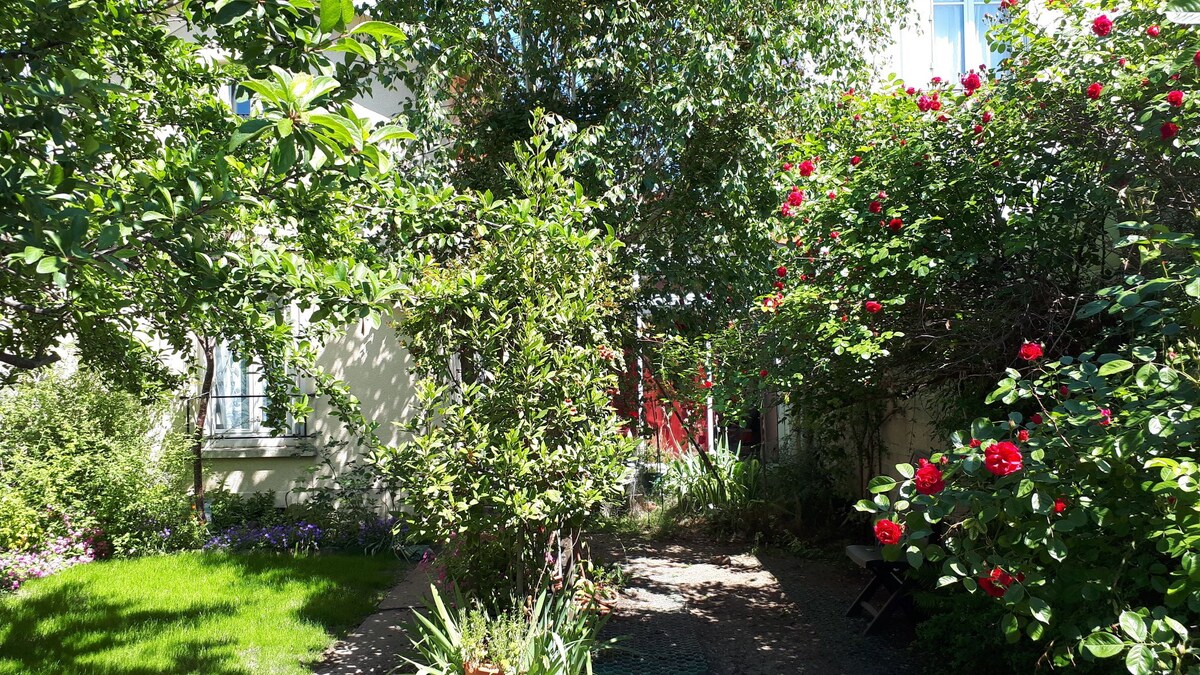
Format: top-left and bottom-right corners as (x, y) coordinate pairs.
(184, 394), (311, 440)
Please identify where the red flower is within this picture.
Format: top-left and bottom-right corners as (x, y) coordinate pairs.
(905, 86), (916, 96)
(759, 369), (769, 378)
(830, 231), (840, 239)
(702, 380), (713, 389)
(961, 72), (982, 95)
(969, 438), (982, 448)
(787, 187), (805, 206)
(914, 458), (945, 495)
(782, 162), (793, 171)
(864, 300), (883, 314)
(850, 155), (862, 166)
(1017, 429), (1030, 442)
(979, 567), (1017, 598)
(1195, 50), (1200, 67)
(937, 114), (950, 122)
(1030, 413), (1042, 425)
(797, 160), (815, 177)
(973, 124), (984, 134)
(780, 204), (793, 217)
(982, 111), (993, 124)
(776, 265), (788, 277)
(917, 94), (935, 112)
(931, 76), (943, 84)
(1162, 122), (1180, 140)
(1099, 407), (1113, 426)
(773, 280), (784, 290)
(1147, 25), (1160, 37)
(874, 519), (904, 545)
(1054, 498), (1068, 514)
(868, 200), (883, 213)
(827, 191), (837, 200)
(985, 441), (1023, 476)
(1092, 14), (1112, 37)
(887, 218), (904, 232)
(1086, 82), (1103, 99)
(1018, 342), (1043, 361)
(1168, 90), (1185, 107)
(1000, 0), (1016, 8)
(1059, 385), (1070, 397)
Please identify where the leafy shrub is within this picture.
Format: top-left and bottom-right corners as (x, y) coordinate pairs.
(0, 369), (200, 556)
(405, 585), (611, 675)
(0, 515), (97, 592)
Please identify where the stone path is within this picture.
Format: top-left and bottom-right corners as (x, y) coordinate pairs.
(316, 538), (916, 674)
(592, 537), (916, 675)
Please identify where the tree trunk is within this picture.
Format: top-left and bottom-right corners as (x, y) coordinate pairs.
(191, 337), (215, 524)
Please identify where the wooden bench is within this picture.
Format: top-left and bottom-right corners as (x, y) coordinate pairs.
(845, 544), (910, 635)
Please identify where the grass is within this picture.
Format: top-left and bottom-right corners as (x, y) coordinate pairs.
(0, 551), (403, 675)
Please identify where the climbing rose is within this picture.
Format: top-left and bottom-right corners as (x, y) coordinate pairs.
(873, 519), (904, 545)
(1018, 342), (1043, 361)
(1147, 25), (1160, 37)
(759, 369), (769, 378)
(1030, 413), (1042, 424)
(851, 155), (862, 166)
(701, 380), (713, 389)
(787, 187), (805, 206)
(985, 441), (1023, 476)
(1017, 429), (1030, 442)
(973, 124), (984, 134)
(969, 438), (982, 448)
(917, 94), (935, 112)
(868, 200), (883, 214)
(776, 265), (787, 277)
(773, 280), (784, 290)
(864, 300), (883, 314)
(961, 72), (982, 95)
(982, 111), (993, 124)
(1168, 90), (1185, 107)
(913, 459), (945, 495)
(887, 218), (904, 232)
(827, 191), (837, 200)
(780, 204), (793, 217)
(1195, 50), (1200, 67)
(1162, 121), (1180, 140)
(1054, 498), (1068, 514)
(1086, 82), (1103, 99)
(979, 567), (1017, 598)
(1099, 407), (1113, 426)
(797, 160), (815, 177)
(782, 162), (793, 171)
(1000, 0), (1016, 8)
(1092, 14), (1112, 37)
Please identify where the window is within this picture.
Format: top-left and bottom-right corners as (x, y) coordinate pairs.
(932, 0), (1008, 79)
(205, 344), (306, 438)
(224, 83), (252, 117)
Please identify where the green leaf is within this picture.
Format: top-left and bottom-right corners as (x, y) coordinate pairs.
(35, 256), (59, 274)
(230, 118), (272, 150)
(1081, 632), (1124, 659)
(897, 463), (914, 479)
(1119, 610), (1148, 642)
(1047, 537), (1067, 562)
(1076, 299), (1110, 319)
(348, 20), (407, 42)
(867, 475), (897, 493)
(1002, 613), (1020, 643)
(1099, 360), (1133, 376)
(320, 0), (346, 31)
(327, 36), (377, 64)
(1029, 597), (1052, 624)
(1124, 644), (1155, 675)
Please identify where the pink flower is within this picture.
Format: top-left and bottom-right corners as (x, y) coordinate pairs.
(782, 162), (793, 171)
(1092, 14), (1113, 37)
(1099, 408), (1113, 426)
(1168, 90), (1185, 107)
(1147, 25), (1160, 37)
(787, 187), (805, 206)
(961, 72), (982, 95)
(797, 160), (815, 177)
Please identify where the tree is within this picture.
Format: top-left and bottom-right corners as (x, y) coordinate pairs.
(1, 0), (413, 510)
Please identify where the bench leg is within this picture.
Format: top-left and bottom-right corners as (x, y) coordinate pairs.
(863, 581), (909, 635)
(846, 574), (883, 618)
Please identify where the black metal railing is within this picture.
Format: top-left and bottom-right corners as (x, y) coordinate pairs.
(184, 394), (311, 440)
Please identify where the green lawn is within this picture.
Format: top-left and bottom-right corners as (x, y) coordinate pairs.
(0, 551), (403, 675)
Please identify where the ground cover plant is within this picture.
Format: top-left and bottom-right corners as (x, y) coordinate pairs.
(0, 551), (401, 675)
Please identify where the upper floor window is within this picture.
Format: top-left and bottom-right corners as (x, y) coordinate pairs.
(932, 0), (1008, 79)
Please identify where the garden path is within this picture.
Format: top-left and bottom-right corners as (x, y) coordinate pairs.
(313, 567), (432, 675)
(592, 537), (916, 675)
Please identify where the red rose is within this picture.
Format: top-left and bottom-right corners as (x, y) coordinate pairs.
(1168, 90), (1185, 107)
(1086, 82), (1103, 99)
(969, 438), (982, 448)
(776, 265), (787, 277)
(773, 280), (784, 290)
(982, 111), (993, 124)
(1147, 25), (1160, 37)
(873, 519), (904, 545)
(702, 380), (713, 389)
(931, 76), (943, 84)
(1059, 385), (1069, 397)
(917, 94), (935, 112)
(782, 162), (793, 171)
(973, 124), (984, 134)
(797, 160), (815, 177)
(787, 187), (805, 206)
(1018, 342), (1043, 361)
(961, 72), (982, 95)
(827, 191), (837, 200)
(914, 458), (945, 495)
(979, 567), (1017, 598)
(1195, 50), (1200, 67)
(868, 200), (883, 213)
(1092, 14), (1112, 37)
(1017, 429), (1030, 442)
(851, 155), (862, 166)
(905, 86), (916, 96)
(1054, 498), (1068, 514)
(780, 204), (793, 217)
(985, 441), (1023, 476)
(1030, 413), (1042, 425)
(1099, 407), (1113, 426)
(887, 218), (904, 232)
(759, 369), (769, 378)
(1162, 121), (1179, 140)
(830, 231), (840, 239)
(864, 300), (883, 314)
(1000, 0), (1016, 8)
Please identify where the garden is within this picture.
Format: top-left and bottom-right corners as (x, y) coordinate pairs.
(1, 0), (1199, 673)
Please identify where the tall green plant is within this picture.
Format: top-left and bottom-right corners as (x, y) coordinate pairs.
(378, 113), (637, 602)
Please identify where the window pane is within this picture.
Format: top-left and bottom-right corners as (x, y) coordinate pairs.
(212, 344), (250, 431)
(228, 84), (252, 117)
(933, 4), (965, 77)
(975, 3), (1008, 71)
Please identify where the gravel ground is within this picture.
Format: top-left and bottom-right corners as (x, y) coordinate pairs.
(593, 536), (916, 675)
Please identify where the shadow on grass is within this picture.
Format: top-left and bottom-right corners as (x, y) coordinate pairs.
(0, 580), (241, 675)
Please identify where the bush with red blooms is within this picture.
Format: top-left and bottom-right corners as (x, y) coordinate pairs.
(763, 0), (1200, 671)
